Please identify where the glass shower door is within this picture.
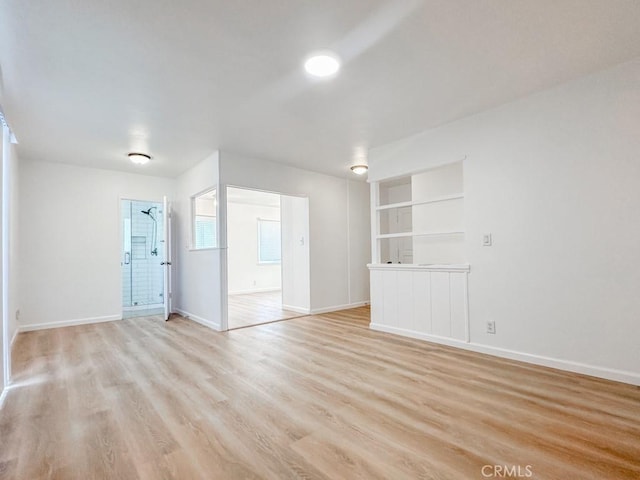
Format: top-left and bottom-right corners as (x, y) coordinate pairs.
(121, 199), (165, 317)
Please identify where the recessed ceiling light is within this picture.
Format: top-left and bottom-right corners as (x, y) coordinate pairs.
(350, 165), (368, 175)
(128, 152), (151, 165)
(304, 52), (341, 78)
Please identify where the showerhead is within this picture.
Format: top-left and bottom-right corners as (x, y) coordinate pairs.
(141, 206), (157, 221)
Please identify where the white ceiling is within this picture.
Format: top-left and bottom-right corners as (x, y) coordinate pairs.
(1, 1), (640, 178)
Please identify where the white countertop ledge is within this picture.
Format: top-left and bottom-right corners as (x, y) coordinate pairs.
(367, 263), (470, 272)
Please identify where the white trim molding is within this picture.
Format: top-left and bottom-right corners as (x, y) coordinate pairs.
(18, 314), (122, 332)
(282, 305), (311, 315)
(174, 308), (221, 331)
(228, 287), (281, 296)
(310, 301), (369, 315)
(370, 323), (640, 386)
(123, 303), (164, 312)
(0, 387), (8, 409)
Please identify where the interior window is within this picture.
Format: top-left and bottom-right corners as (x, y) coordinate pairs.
(192, 188), (217, 249)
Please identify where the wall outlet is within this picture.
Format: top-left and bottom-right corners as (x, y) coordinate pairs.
(15, 309), (20, 321)
(482, 233), (492, 246)
(486, 321), (496, 334)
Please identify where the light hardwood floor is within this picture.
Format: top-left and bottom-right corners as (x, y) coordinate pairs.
(1, 307), (639, 479)
(227, 290), (301, 329)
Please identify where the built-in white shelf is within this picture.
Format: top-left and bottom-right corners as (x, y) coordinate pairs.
(370, 161), (469, 347)
(373, 161), (465, 265)
(376, 193), (464, 211)
(376, 230), (465, 239)
(376, 232), (412, 239)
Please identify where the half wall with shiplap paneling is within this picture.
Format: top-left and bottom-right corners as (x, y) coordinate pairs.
(369, 264), (470, 344)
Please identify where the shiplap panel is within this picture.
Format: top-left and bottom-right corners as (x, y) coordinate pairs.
(412, 271), (430, 333)
(430, 272), (451, 337)
(450, 273), (467, 341)
(396, 271), (413, 331)
(370, 269), (385, 325)
(382, 270), (399, 328)
(369, 266), (469, 343)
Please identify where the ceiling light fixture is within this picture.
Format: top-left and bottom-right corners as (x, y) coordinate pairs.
(304, 52), (341, 77)
(350, 165), (368, 175)
(128, 152), (151, 165)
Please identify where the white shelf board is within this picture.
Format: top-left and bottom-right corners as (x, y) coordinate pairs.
(376, 193), (464, 211)
(376, 200), (413, 211)
(377, 231), (413, 239)
(367, 263), (470, 272)
(377, 230), (465, 239)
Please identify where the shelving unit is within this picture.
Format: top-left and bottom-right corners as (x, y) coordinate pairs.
(375, 192), (464, 211)
(368, 160), (470, 346)
(371, 161), (466, 265)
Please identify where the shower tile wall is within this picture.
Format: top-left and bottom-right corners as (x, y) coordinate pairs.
(122, 200), (165, 308)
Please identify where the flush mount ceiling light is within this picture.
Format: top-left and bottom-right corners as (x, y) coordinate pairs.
(128, 152), (151, 165)
(304, 52), (341, 77)
(350, 164), (368, 175)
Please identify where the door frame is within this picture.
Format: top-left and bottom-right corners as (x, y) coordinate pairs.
(1, 123), (9, 391)
(162, 196), (172, 320)
(222, 185), (310, 331)
(118, 196), (171, 318)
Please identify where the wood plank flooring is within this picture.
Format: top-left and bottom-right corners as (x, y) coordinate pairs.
(1, 307), (639, 479)
(227, 290), (301, 329)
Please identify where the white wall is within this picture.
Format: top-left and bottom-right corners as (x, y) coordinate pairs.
(369, 57), (640, 383)
(219, 151), (370, 313)
(227, 201), (281, 294)
(7, 140), (19, 345)
(347, 180), (371, 305)
(14, 149), (369, 334)
(173, 151), (224, 329)
(18, 160), (174, 329)
(281, 195), (310, 312)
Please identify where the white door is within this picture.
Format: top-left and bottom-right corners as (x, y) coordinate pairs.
(162, 196), (172, 321)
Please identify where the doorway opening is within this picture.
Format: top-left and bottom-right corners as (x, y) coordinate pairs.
(226, 187), (310, 329)
(121, 199), (165, 319)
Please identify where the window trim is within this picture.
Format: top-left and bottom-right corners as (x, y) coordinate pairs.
(191, 187), (217, 250)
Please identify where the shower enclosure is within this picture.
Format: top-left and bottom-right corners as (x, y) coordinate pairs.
(121, 199), (165, 317)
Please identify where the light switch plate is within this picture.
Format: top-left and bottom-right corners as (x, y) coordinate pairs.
(482, 233), (492, 246)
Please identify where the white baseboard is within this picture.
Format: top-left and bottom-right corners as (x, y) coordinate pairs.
(18, 314), (122, 332)
(0, 387), (7, 409)
(10, 328), (19, 348)
(370, 323), (640, 386)
(310, 301), (369, 315)
(174, 308), (221, 332)
(282, 304), (311, 315)
(123, 303), (164, 312)
(228, 287), (281, 296)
